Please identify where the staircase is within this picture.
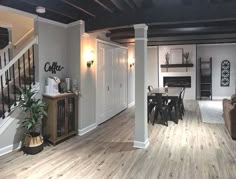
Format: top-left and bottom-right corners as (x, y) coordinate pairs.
(0, 37), (38, 120)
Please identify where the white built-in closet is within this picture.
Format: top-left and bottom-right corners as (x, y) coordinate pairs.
(96, 41), (128, 124)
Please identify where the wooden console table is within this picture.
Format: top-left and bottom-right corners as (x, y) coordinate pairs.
(43, 93), (78, 145)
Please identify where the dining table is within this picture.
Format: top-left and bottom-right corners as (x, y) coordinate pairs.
(147, 87), (183, 121)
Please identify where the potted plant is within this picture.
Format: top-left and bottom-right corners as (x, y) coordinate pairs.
(18, 88), (47, 155)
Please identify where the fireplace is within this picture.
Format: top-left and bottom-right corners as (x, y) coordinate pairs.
(163, 76), (191, 88)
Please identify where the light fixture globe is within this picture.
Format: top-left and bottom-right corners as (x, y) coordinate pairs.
(36, 6), (46, 14)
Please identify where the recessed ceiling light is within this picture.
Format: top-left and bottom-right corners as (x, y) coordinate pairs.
(36, 6), (46, 14)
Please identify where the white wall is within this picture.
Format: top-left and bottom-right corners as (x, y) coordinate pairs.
(127, 46), (159, 105)
(197, 44), (236, 99)
(128, 46), (135, 106)
(159, 45), (197, 100)
(147, 46), (159, 88)
(37, 20), (68, 94)
(0, 19), (69, 155)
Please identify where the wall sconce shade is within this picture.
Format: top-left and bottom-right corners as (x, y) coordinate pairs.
(85, 49), (94, 67)
(87, 60), (94, 67)
(129, 57), (135, 68)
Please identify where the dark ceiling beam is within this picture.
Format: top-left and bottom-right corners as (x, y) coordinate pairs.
(20, 0), (78, 20)
(62, 0), (96, 17)
(123, 0), (135, 9)
(129, 0), (142, 8)
(94, 0), (114, 13)
(86, 3), (236, 32)
(108, 25), (236, 40)
(110, 0), (125, 11)
(127, 0), (138, 8)
(113, 33), (236, 46)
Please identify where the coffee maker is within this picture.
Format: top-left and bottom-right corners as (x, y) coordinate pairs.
(45, 76), (60, 94)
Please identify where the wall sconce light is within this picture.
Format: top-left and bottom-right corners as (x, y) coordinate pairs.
(129, 57), (135, 68)
(85, 49), (94, 67)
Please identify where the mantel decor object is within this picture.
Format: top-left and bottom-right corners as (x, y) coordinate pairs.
(165, 52), (170, 65)
(183, 52), (190, 64)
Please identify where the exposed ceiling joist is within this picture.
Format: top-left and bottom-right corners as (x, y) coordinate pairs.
(62, 0), (96, 18)
(94, 0), (114, 13)
(86, 2), (236, 31)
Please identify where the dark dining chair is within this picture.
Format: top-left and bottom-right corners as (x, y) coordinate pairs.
(179, 87), (185, 116)
(147, 85), (154, 92)
(153, 93), (170, 126)
(147, 85), (156, 123)
(168, 87), (185, 120)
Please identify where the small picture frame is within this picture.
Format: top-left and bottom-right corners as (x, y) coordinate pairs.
(170, 48), (183, 64)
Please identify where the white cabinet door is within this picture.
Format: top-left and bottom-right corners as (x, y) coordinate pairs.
(97, 43), (106, 124)
(97, 42), (128, 125)
(118, 49), (128, 111)
(104, 46), (114, 120)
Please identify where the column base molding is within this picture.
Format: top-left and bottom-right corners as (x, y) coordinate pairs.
(133, 139), (149, 149)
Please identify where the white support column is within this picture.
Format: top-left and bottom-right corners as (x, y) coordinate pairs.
(133, 24), (149, 149)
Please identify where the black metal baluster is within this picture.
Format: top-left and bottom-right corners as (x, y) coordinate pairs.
(8, 48), (12, 81)
(18, 59), (21, 88)
(23, 54), (26, 90)
(12, 64), (16, 106)
(1, 76), (5, 118)
(0, 56), (2, 69)
(6, 71), (10, 112)
(32, 45), (35, 85)
(28, 49), (31, 89)
(4, 52), (7, 84)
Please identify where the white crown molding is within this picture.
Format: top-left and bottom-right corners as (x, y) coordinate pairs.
(37, 17), (68, 28)
(0, 142), (21, 156)
(96, 39), (128, 49)
(135, 37), (148, 41)
(134, 24), (148, 30)
(133, 139), (150, 149)
(68, 20), (84, 28)
(78, 123), (97, 136)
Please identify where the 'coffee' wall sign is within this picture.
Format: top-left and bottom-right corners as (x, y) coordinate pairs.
(44, 62), (64, 74)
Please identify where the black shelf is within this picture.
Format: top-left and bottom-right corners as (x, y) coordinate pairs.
(161, 64), (194, 68)
(199, 57), (212, 100)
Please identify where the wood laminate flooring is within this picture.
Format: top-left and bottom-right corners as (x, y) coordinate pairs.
(0, 100), (236, 179)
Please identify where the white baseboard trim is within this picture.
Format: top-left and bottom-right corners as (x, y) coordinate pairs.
(78, 123), (97, 136)
(128, 101), (135, 108)
(212, 96), (231, 100)
(133, 139), (150, 149)
(0, 142), (21, 156)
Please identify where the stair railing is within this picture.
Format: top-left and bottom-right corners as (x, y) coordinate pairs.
(0, 36), (38, 119)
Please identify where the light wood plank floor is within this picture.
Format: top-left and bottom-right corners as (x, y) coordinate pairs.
(1, 100), (236, 179)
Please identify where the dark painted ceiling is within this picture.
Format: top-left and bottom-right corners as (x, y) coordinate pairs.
(1, 0), (236, 45)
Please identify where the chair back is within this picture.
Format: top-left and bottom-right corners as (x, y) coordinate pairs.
(147, 85), (154, 92)
(155, 93), (164, 110)
(181, 87), (185, 100)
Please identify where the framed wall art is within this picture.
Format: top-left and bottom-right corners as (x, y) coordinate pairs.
(221, 60), (230, 87)
(170, 48), (183, 64)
